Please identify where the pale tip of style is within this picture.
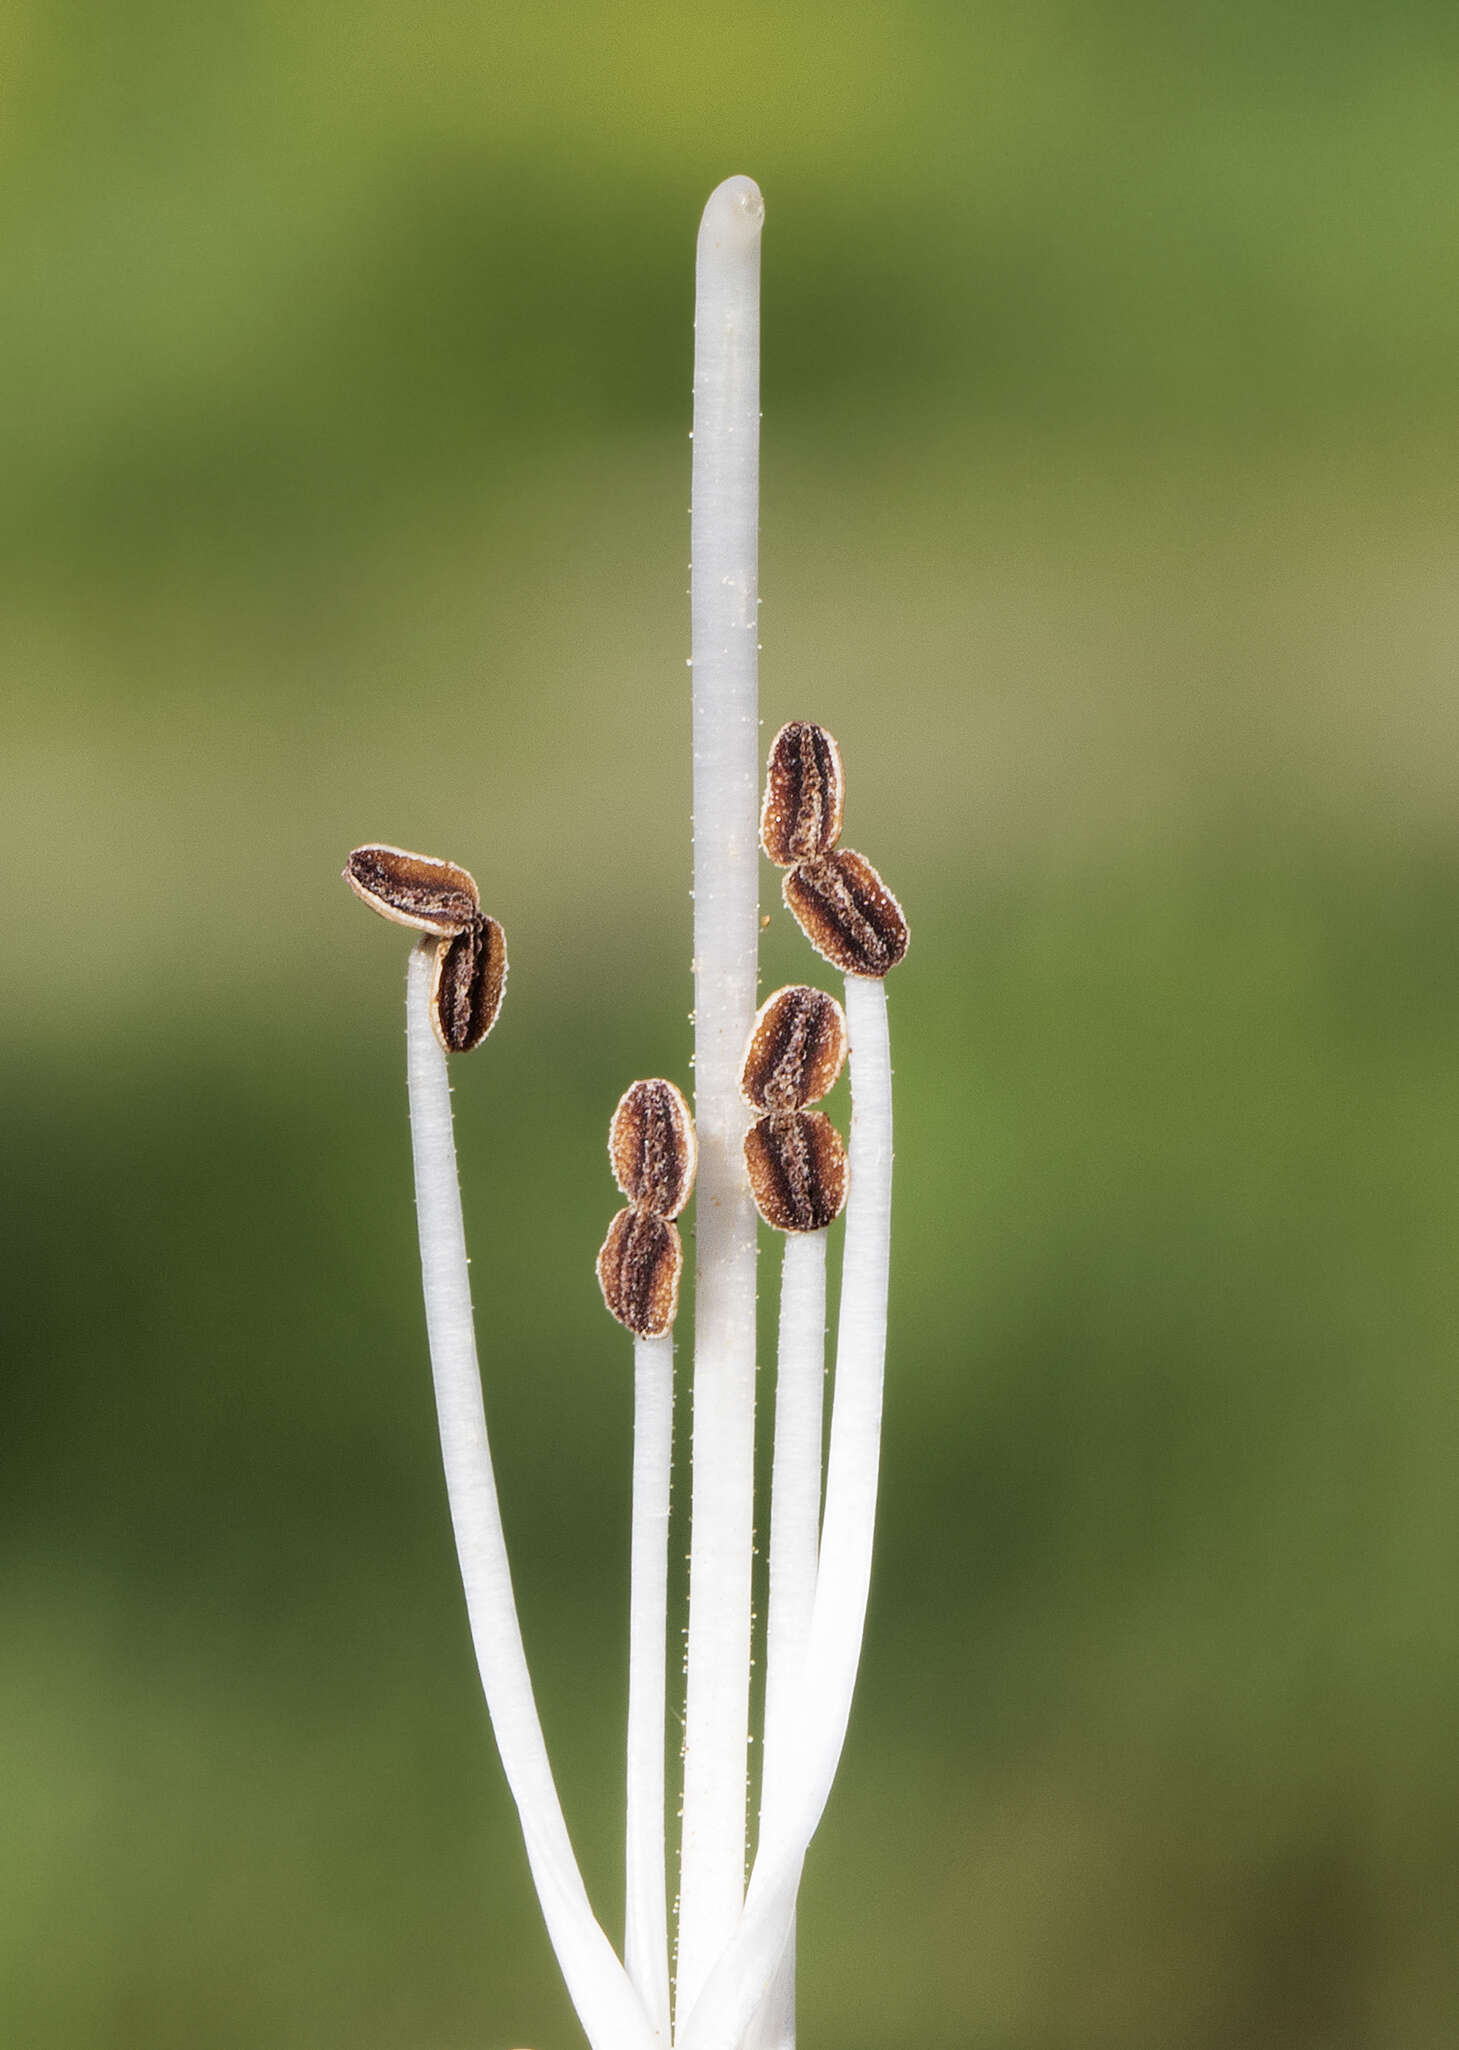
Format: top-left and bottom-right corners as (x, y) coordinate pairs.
(698, 174), (765, 250)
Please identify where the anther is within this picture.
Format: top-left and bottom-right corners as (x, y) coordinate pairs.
(609, 1079), (698, 1220)
(760, 721), (845, 866)
(344, 845), (480, 935)
(345, 845), (506, 1054)
(597, 1078), (697, 1332)
(430, 914), (508, 1054)
(597, 1207), (685, 1338)
(741, 985), (847, 1112)
(744, 1110), (849, 1233)
(782, 850), (909, 979)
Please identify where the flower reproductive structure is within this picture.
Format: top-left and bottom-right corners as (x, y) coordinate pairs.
(342, 178), (909, 2050)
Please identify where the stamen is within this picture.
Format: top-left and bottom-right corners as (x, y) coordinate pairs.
(758, 726), (910, 980)
(677, 972), (895, 2050)
(603, 1091), (689, 2037)
(402, 939), (657, 2050)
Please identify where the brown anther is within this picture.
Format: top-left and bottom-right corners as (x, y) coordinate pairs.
(741, 985), (847, 1112)
(745, 1110), (848, 1233)
(596, 1207), (684, 1337)
(345, 845), (480, 936)
(609, 1079), (697, 1220)
(761, 722), (845, 866)
(430, 915), (508, 1054)
(783, 849), (909, 979)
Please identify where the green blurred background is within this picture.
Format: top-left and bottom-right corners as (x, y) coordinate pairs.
(5, 2), (1459, 2045)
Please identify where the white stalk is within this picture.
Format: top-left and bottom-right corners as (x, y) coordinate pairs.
(679, 173), (765, 2026)
(626, 1331), (674, 2042)
(404, 940), (657, 2050)
(748, 1230), (829, 2050)
(679, 974), (893, 2050)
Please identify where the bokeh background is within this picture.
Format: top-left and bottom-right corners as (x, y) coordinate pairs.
(5, 3), (1459, 2046)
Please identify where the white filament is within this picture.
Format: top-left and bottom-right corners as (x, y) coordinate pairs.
(679, 974), (893, 2050)
(748, 1229), (829, 2050)
(680, 171), (765, 2028)
(404, 940), (657, 2050)
(626, 1332), (674, 2041)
